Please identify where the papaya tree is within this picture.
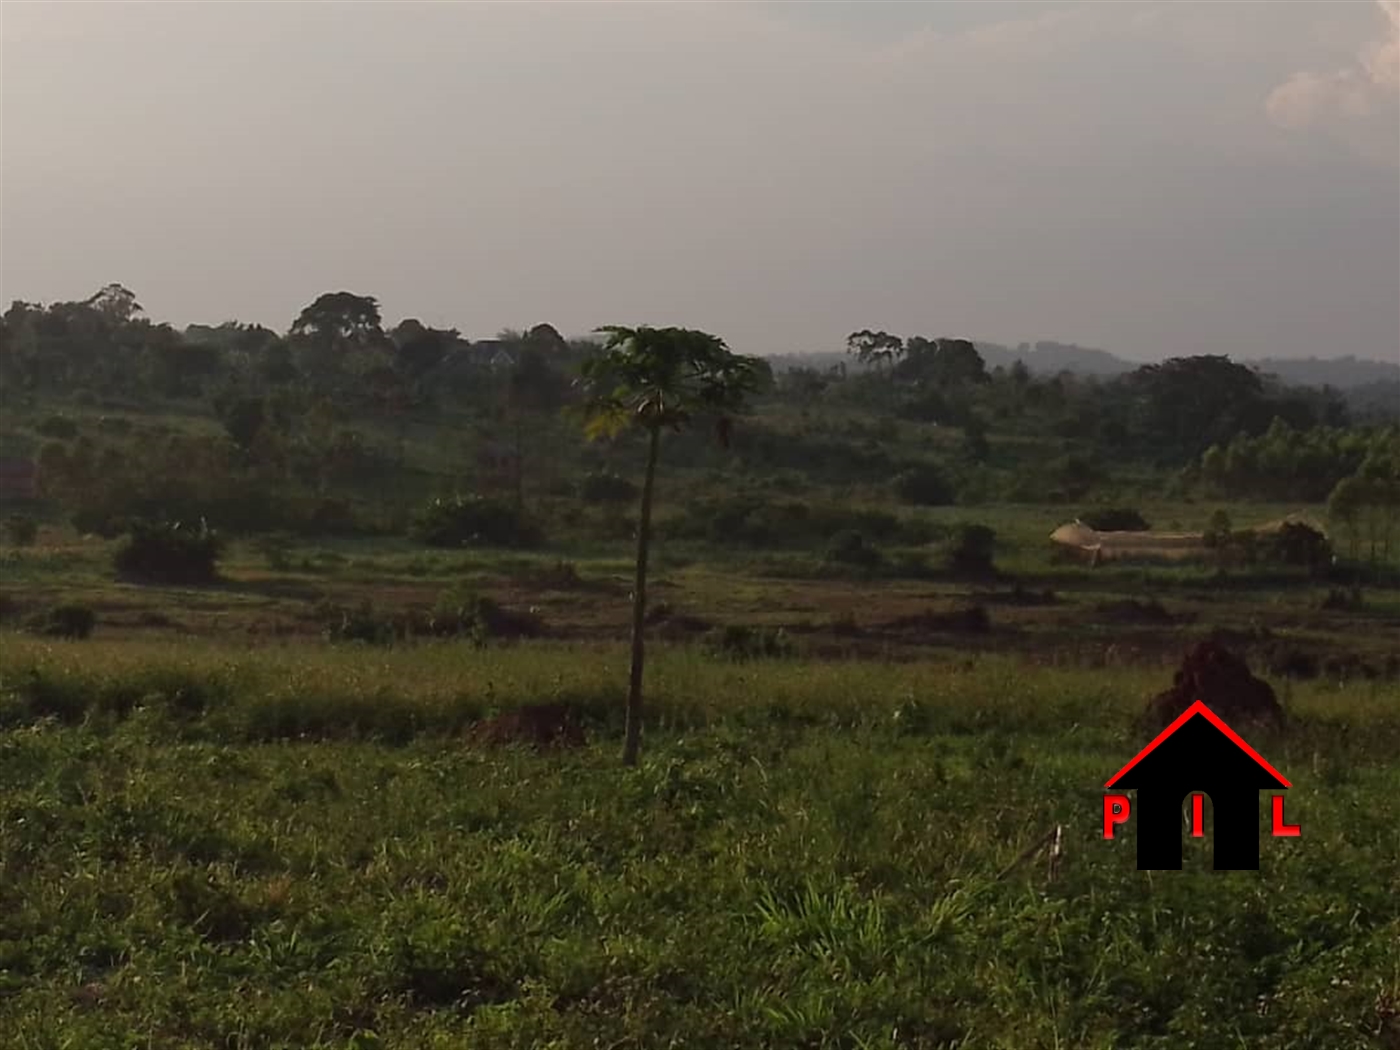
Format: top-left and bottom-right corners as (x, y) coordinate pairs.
(578, 325), (767, 766)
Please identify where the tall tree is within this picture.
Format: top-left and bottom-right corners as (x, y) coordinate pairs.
(290, 292), (383, 344)
(83, 283), (143, 323)
(289, 292), (385, 385)
(578, 325), (766, 766)
(1128, 355), (1266, 462)
(845, 330), (903, 370)
(391, 319), (459, 382)
(505, 346), (571, 510)
(896, 337), (989, 388)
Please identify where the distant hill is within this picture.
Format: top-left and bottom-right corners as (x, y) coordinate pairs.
(768, 343), (1398, 390)
(1248, 355), (1400, 390)
(1342, 379), (1400, 421)
(977, 341), (1132, 377)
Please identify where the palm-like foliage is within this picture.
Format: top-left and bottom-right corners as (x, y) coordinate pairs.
(578, 325), (766, 765)
(580, 325), (767, 442)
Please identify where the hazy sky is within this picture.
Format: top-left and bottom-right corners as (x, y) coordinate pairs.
(2, 0), (1397, 362)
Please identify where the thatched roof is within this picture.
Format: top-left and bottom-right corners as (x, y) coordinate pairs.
(1049, 512), (1328, 563)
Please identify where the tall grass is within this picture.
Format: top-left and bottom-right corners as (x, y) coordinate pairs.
(1, 635), (1398, 1047)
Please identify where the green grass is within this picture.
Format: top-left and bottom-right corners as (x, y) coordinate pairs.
(1, 638), (1398, 1048)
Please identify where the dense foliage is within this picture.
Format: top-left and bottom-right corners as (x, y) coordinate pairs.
(410, 495), (542, 549)
(113, 520), (223, 584)
(4, 286), (1395, 564)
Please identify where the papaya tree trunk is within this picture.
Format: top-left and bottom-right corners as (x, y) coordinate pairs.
(623, 426), (661, 767)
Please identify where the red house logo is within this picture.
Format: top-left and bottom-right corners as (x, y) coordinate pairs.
(1103, 700), (1300, 870)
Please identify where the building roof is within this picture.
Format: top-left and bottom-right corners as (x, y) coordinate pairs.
(1106, 699), (1290, 790)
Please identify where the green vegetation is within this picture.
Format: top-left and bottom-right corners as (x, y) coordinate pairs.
(579, 324), (768, 765)
(0, 642), (1397, 1048)
(2, 289), (1399, 1046)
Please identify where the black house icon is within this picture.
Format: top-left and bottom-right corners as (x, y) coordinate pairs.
(1106, 700), (1290, 870)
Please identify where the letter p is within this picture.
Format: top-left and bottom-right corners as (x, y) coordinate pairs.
(1103, 794), (1131, 838)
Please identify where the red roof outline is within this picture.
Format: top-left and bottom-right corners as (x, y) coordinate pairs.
(1105, 699), (1291, 789)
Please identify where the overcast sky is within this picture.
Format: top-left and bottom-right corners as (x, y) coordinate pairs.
(2, 0), (1397, 361)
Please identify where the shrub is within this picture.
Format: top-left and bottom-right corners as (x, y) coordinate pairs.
(961, 419), (990, 463)
(824, 530), (884, 569)
(253, 532), (296, 571)
(450, 593), (544, 642)
(1318, 587), (1363, 611)
(35, 415), (78, 439)
(893, 464), (956, 506)
(1204, 509), (1233, 547)
(945, 523), (997, 576)
(410, 495), (542, 549)
(320, 600), (397, 646)
(704, 624), (796, 661)
(1262, 521), (1331, 570)
(72, 509), (132, 540)
(4, 515), (38, 547)
(1260, 643), (1320, 680)
(25, 604), (97, 639)
(1081, 507), (1151, 532)
(419, 590), (545, 645)
(579, 471), (638, 504)
(113, 519), (223, 584)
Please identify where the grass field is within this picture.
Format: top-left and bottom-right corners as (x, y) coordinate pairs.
(3, 488), (1399, 1048)
(1, 639), (1398, 1048)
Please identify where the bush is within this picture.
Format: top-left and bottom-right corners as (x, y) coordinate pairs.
(114, 519), (223, 584)
(320, 600), (397, 646)
(72, 509), (133, 540)
(1318, 587), (1363, 611)
(1081, 507), (1151, 532)
(579, 472), (638, 504)
(893, 464), (956, 506)
(25, 604), (97, 639)
(704, 624), (796, 661)
(253, 532), (296, 571)
(320, 590), (546, 647)
(35, 415), (79, 439)
(945, 523), (997, 576)
(410, 495), (542, 549)
(4, 515), (38, 547)
(824, 530), (884, 569)
(1262, 521), (1331, 570)
(428, 590), (543, 643)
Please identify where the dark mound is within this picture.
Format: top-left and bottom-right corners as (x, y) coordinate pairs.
(469, 702), (585, 749)
(1145, 641), (1285, 731)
